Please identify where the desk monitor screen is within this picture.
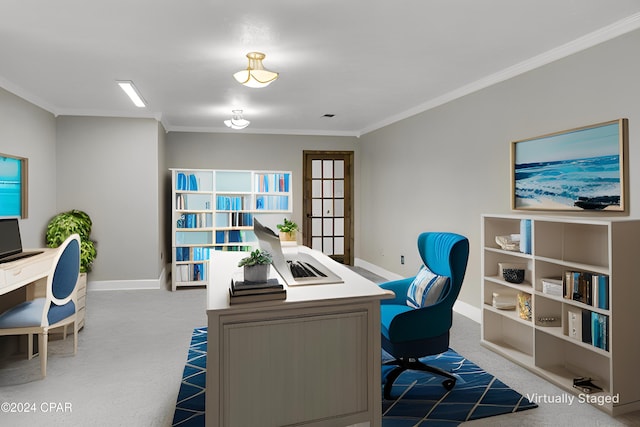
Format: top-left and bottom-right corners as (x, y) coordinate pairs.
(0, 218), (42, 263)
(0, 218), (23, 259)
(253, 218), (343, 286)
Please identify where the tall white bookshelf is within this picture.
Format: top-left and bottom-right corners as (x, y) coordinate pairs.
(171, 168), (292, 291)
(481, 214), (640, 415)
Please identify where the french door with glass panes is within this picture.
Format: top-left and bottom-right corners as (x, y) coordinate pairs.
(303, 151), (353, 265)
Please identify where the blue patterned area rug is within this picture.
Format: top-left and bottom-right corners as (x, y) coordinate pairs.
(172, 327), (207, 427)
(172, 328), (536, 427)
(381, 349), (537, 426)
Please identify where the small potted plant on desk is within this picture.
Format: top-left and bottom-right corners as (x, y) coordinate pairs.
(238, 249), (272, 283)
(276, 218), (298, 243)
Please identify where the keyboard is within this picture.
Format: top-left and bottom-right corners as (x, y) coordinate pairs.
(0, 251), (44, 264)
(287, 260), (328, 278)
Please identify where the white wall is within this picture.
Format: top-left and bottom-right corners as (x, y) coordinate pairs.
(358, 28), (640, 308)
(0, 88), (57, 246)
(55, 116), (163, 284)
(4, 28), (640, 305)
(158, 122), (168, 277)
(164, 132), (360, 249)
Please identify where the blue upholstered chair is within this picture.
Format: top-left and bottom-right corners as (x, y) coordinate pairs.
(0, 234), (81, 378)
(379, 232), (469, 399)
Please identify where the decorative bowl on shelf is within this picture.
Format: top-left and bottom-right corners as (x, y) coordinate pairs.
(502, 268), (525, 284)
(497, 262), (527, 284)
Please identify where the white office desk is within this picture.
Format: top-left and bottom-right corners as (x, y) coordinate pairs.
(0, 250), (56, 313)
(206, 246), (392, 427)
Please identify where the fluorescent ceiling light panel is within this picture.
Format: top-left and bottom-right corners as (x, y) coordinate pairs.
(117, 80), (147, 107)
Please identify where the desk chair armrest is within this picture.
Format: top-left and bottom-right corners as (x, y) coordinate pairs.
(378, 277), (414, 305)
(387, 302), (453, 342)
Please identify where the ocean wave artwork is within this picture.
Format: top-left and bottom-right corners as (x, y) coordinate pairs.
(514, 155), (620, 210)
(513, 120), (624, 211)
(0, 155), (23, 217)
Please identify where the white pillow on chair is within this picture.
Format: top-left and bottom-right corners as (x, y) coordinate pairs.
(406, 265), (450, 308)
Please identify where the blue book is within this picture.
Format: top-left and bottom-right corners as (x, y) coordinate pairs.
(177, 172), (187, 190)
(519, 219), (531, 254)
(598, 276), (609, 310)
(591, 312), (599, 348)
(188, 174), (198, 191)
(581, 310), (592, 345)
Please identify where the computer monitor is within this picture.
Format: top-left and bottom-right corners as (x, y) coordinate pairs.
(253, 218), (343, 286)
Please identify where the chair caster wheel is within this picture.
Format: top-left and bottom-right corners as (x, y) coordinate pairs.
(443, 379), (456, 390)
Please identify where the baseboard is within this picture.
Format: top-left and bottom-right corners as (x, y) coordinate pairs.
(88, 267), (167, 291)
(453, 299), (481, 324)
(354, 257), (481, 324)
(354, 257), (404, 281)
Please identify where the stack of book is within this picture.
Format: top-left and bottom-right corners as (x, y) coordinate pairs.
(228, 278), (286, 304)
(563, 271), (609, 309)
(567, 308), (609, 351)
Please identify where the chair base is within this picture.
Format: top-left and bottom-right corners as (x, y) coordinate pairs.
(383, 357), (456, 400)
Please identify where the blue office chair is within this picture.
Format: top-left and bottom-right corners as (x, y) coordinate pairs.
(0, 234), (81, 378)
(379, 232), (469, 399)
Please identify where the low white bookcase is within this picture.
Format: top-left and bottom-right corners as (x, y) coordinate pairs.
(481, 214), (640, 415)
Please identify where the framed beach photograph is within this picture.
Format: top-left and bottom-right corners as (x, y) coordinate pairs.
(511, 118), (628, 212)
(0, 153), (28, 218)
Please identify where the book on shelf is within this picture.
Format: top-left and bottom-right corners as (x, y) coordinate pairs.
(581, 309), (592, 345)
(255, 195), (289, 211)
(176, 194), (185, 209)
(178, 213), (210, 229)
(230, 212), (253, 227)
(591, 311), (609, 351)
(255, 173), (290, 193)
(567, 308), (582, 341)
(216, 195), (246, 211)
(567, 307), (608, 351)
(592, 274), (609, 310)
(176, 172), (199, 191)
(563, 270), (609, 309)
(174, 265), (188, 282)
(175, 264), (203, 282)
(177, 172), (187, 191)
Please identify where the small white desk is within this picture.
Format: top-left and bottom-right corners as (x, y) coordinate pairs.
(0, 249), (56, 355)
(0, 250), (56, 309)
(206, 246), (392, 427)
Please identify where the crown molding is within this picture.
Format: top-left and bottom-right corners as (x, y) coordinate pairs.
(359, 12), (640, 137)
(0, 75), (58, 115)
(165, 124), (360, 137)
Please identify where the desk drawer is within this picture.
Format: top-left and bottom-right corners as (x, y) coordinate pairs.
(4, 257), (52, 289)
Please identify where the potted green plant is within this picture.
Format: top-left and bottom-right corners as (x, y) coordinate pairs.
(238, 249), (272, 283)
(45, 209), (97, 273)
(276, 218), (299, 242)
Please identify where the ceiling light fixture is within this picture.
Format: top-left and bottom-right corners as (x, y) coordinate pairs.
(233, 52), (279, 88)
(116, 80), (147, 107)
(224, 110), (250, 130)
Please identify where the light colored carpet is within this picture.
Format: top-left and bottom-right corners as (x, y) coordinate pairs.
(1, 274), (639, 426)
